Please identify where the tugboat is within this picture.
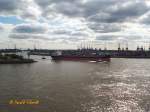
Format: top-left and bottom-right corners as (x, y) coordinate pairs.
(51, 50), (111, 62)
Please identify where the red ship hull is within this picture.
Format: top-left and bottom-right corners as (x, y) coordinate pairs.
(51, 55), (110, 62)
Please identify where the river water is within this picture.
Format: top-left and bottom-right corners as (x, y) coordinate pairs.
(0, 56), (150, 112)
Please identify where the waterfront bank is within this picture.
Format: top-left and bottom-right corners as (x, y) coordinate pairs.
(0, 54), (36, 64)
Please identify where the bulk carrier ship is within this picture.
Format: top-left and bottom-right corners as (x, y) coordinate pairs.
(51, 50), (111, 62)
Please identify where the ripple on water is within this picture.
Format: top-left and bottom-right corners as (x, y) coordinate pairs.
(82, 81), (150, 112)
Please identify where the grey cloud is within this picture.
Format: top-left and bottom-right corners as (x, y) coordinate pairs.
(35, 0), (83, 18)
(34, 0), (51, 8)
(96, 34), (142, 41)
(0, 0), (39, 21)
(34, 0), (150, 35)
(0, 0), (22, 13)
(35, 0), (77, 8)
(88, 23), (121, 33)
(0, 0), (29, 16)
(96, 35), (119, 41)
(47, 28), (89, 42)
(65, 37), (86, 41)
(140, 12), (150, 24)
(51, 30), (72, 35)
(21, 12), (38, 20)
(0, 0), (148, 24)
(35, 0), (119, 18)
(9, 33), (31, 39)
(53, 2), (83, 17)
(140, 18), (150, 24)
(0, 27), (3, 30)
(0, 25), (4, 30)
(0, 0), (149, 45)
(51, 29), (89, 37)
(10, 23), (49, 40)
(86, 1), (149, 23)
(12, 24), (48, 34)
(48, 36), (86, 42)
(82, 0), (121, 17)
(71, 32), (89, 37)
(10, 26), (88, 42)
(9, 33), (49, 40)
(107, 1), (149, 23)
(35, 0), (149, 23)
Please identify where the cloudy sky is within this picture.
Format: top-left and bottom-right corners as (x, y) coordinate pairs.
(0, 0), (150, 49)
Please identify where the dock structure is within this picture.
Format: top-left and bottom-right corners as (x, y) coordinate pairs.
(1, 45), (150, 58)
